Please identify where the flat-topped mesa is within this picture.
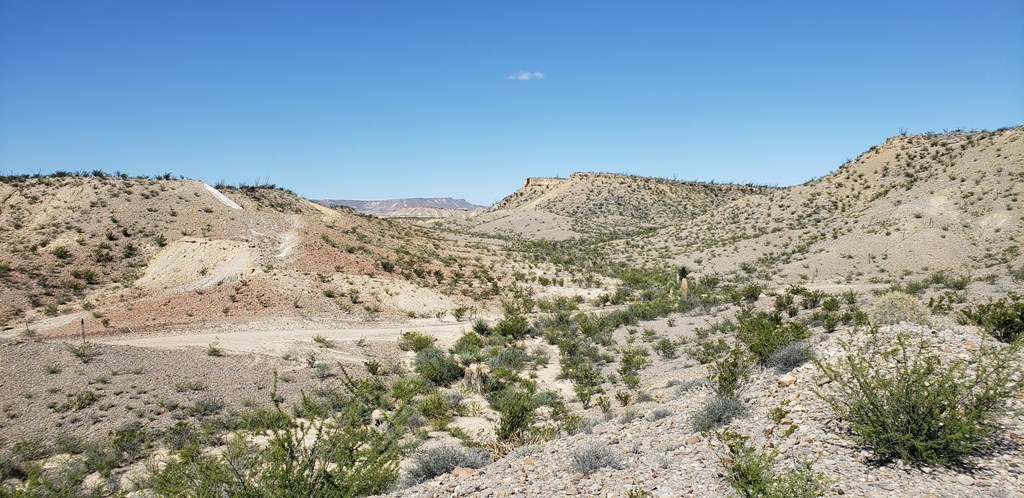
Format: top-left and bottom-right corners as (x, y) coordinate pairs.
(523, 177), (567, 188)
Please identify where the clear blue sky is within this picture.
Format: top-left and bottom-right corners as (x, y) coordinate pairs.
(2, 1), (1022, 205)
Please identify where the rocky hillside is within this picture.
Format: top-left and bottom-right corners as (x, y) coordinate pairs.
(452, 172), (769, 239)
(319, 197), (487, 217)
(605, 127), (1024, 287)
(0, 176), (511, 336)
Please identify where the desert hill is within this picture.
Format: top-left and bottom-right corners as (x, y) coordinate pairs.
(0, 176), (517, 336)
(449, 172), (770, 239)
(606, 127), (1024, 288)
(318, 197), (487, 218)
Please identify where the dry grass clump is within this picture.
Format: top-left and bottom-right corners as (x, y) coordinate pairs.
(868, 292), (929, 326)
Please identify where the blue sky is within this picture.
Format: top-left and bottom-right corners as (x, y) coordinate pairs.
(1, 1), (1022, 205)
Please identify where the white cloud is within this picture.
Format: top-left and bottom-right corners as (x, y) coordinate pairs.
(506, 71), (544, 81)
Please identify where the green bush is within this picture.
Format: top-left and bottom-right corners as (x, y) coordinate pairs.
(961, 292), (1024, 343)
(390, 376), (431, 402)
(154, 382), (403, 497)
(708, 347), (750, 398)
(494, 389), (537, 441)
(652, 337), (678, 358)
(398, 331), (437, 352)
(451, 331), (485, 358)
(417, 392), (452, 423)
(414, 347), (463, 386)
(736, 311), (810, 362)
(718, 430), (832, 498)
(495, 314), (531, 338)
(815, 331), (1023, 465)
(617, 345), (649, 380)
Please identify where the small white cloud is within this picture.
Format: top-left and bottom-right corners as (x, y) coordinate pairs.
(506, 71), (544, 81)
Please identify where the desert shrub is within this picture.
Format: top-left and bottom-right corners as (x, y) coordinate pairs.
(618, 346), (649, 379)
(494, 389), (537, 441)
(736, 311), (810, 362)
(155, 422), (400, 496)
(708, 347), (751, 398)
(487, 346), (529, 371)
(868, 292), (928, 326)
(508, 444), (542, 459)
(692, 337), (730, 364)
(569, 441), (622, 475)
(189, 396), (225, 417)
(440, 389), (463, 409)
(471, 318), (492, 335)
(403, 445), (489, 486)
(206, 342), (224, 357)
(414, 348), (463, 386)
(67, 343), (98, 364)
(154, 381), (402, 496)
(312, 362), (332, 380)
(390, 376), (431, 402)
(495, 314), (531, 338)
(163, 422), (200, 451)
(417, 393), (452, 423)
(652, 337), (678, 358)
(398, 331), (437, 352)
(692, 395), (747, 432)
(110, 423), (151, 464)
(960, 292), (1024, 343)
(765, 341), (815, 373)
(450, 331), (485, 359)
(649, 407), (672, 420)
(814, 331), (1023, 465)
(312, 334), (334, 348)
(718, 430), (832, 498)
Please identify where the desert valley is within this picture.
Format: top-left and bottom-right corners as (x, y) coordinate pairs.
(0, 127), (1022, 497)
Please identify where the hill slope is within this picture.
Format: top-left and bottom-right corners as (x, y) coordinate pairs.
(611, 127), (1024, 286)
(0, 178), (510, 335)
(452, 172), (769, 239)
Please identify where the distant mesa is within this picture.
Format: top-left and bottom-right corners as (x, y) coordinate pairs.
(316, 197), (488, 218)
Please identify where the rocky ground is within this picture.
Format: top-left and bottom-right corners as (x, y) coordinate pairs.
(387, 323), (1024, 498)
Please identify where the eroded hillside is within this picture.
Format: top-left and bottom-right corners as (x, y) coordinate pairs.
(0, 176), (526, 336)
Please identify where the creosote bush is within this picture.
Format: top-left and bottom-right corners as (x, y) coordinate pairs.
(398, 331), (437, 352)
(814, 330), (1023, 465)
(414, 347), (463, 386)
(961, 292), (1024, 343)
(708, 347), (751, 398)
(736, 311), (810, 362)
(718, 430), (832, 498)
(154, 376), (404, 497)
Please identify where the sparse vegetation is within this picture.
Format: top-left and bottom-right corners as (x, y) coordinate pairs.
(815, 330), (1023, 465)
(404, 445), (489, 486)
(718, 430), (832, 498)
(961, 292), (1024, 343)
(569, 441), (622, 475)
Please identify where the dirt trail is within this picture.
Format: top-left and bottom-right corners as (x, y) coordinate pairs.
(94, 320), (471, 356)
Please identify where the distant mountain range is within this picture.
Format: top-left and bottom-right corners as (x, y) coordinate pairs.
(316, 197), (488, 218)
